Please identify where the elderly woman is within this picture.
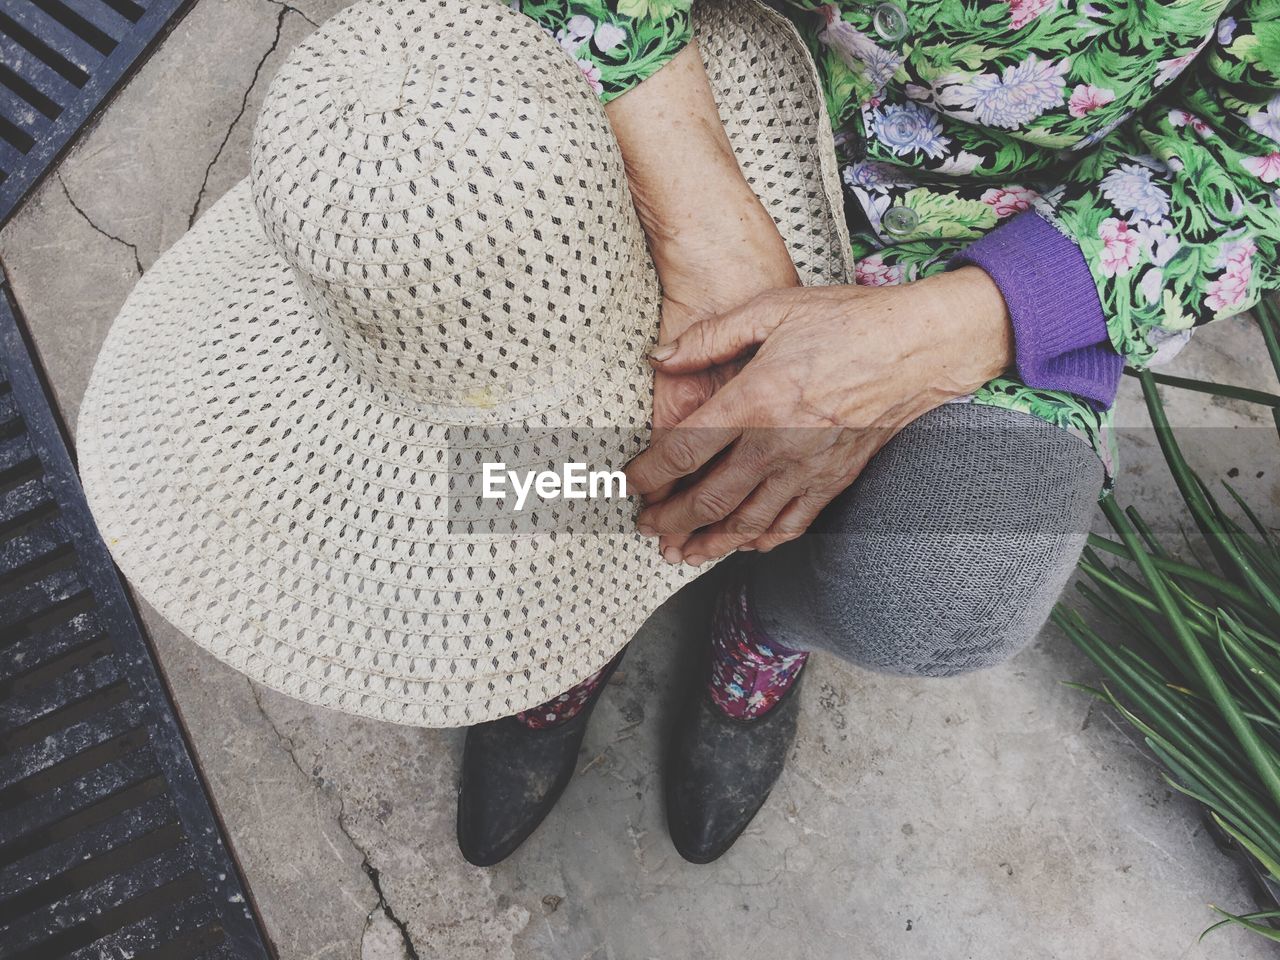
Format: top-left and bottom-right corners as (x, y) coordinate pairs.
(455, 0), (1280, 864)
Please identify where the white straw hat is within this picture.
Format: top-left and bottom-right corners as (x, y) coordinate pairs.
(77, 0), (852, 726)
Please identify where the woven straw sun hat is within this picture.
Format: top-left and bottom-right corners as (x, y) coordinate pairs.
(77, 0), (852, 726)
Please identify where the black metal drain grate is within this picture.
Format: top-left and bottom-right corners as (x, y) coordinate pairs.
(0, 0), (196, 226)
(0, 275), (273, 959)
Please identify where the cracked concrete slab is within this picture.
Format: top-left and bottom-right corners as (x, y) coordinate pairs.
(1, 0), (345, 425)
(2, 1), (1279, 957)
(126, 600), (372, 959)
(57, 175), (145, 276)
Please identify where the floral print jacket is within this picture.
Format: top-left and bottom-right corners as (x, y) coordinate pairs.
(519, 0), (1280, 475)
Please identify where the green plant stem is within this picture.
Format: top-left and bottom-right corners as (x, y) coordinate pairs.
(1076, 557), (1218, 674)
(1085, 533), (1268, 618)
(1221, 482), (1278, 551)
(1054, 612), (1270, 823)
(1138, 371), (1280, 613)
(1219, 632), (1280, 730)
(1111, 696), (1280, 851)
(1126, 506), (1172, 559)
(1167, 683), (1280, 732)
(1100, 495), (1280, 813)
(1124, 369), (1280, 407)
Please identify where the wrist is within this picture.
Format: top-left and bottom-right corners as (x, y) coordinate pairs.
(647, 194), (794, 285)
(915, 267), (1013, 394)
(635, 173), (769, 248)
(949, 213), (1121, 409)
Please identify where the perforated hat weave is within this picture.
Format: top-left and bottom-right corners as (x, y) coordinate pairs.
(77, 0), (853, 726)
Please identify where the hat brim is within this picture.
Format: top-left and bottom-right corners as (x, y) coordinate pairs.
(78, 0), (853, 727)
(79, 179), (704, 726)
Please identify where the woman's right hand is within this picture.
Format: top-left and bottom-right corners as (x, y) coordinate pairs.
(603, 42), (799, 550)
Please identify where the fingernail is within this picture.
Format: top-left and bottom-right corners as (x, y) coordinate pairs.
(738, 545), (755, 552)
(662, 546), (683, 564)
(648, 343), (675, 362)
(685, 554), (706, 567)
(637, 524), (657, 537)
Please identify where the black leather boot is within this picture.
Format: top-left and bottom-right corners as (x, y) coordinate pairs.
(664, 666), (804, 864)
(456, 652), (623, 866)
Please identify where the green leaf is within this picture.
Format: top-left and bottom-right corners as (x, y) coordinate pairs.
(1203, 905), (1280, 943)
(1221, 482), (1277, 552)
(1084, 533), (1270, 620)
(614, 0), (685, 20)
(1211, 811), (1280, 881)
(1017, 126), (1078, 149)
(1137, 373), (1280, 615)
(899, 188), (997, 240)
(1061, 301), (1280, 946)
(1100, 497), (1280, 814)
(1249, 23), (1280, 72)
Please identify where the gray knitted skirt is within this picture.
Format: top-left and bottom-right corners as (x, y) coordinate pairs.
(744, 401), (1103, 676)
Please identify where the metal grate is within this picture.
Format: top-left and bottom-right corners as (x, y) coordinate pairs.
(0, 0), (195, 226)
(0, 274), (274, 960)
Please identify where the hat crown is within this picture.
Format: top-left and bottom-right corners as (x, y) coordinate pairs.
(248, 0), (643, 410)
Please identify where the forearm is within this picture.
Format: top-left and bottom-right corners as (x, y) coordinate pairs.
(604, 46), (764, 241)
(602, 43), (795, 291)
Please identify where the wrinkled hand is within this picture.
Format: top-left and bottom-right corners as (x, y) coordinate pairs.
(602, 40), (798, 515)
(627, 267), (1014, 565)
(647, 231), (798, 514)
(650, 302), (744, 484)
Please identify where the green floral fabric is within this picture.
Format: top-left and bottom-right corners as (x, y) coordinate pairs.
(519, 0), (694, 99)
(516, 0), (1280, 478)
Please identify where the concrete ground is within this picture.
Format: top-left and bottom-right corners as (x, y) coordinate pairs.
(3, 1), (1279, 956)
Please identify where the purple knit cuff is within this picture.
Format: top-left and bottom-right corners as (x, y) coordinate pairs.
(950, 211), (1122, 410)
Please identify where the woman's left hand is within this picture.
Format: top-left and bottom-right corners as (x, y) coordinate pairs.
(626, 266), (1014, 565)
